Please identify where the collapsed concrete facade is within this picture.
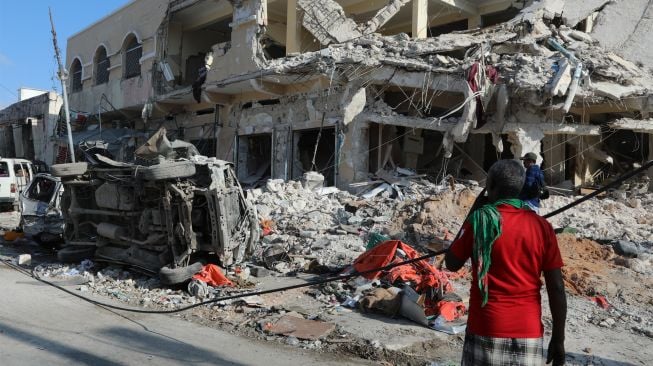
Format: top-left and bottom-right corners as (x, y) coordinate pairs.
(0, 91), (63, 164)
(60, 0), (653, 190)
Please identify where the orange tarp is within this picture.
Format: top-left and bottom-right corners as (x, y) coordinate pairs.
(192, 264), (234, 287)
(353, 240), (452, 293)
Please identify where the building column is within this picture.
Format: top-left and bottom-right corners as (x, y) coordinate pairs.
(412, 0), (428, 39)
(286, 0), (302, 54)
(468, 15), (482, 30)
(337, 121), (369, 190)
(508, 126), (544, 164)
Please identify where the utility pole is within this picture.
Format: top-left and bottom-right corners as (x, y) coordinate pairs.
(49, 7), (76, 163)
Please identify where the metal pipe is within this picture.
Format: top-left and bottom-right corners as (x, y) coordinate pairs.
(49, 8), (75, 163)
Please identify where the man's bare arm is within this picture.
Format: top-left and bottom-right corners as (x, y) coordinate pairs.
(544, 268), (567, 365)
(444, 251), (465, 272)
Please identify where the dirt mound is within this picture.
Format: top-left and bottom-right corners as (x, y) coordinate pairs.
(390, 187), (477, 247)
(556, 234), (615, 296)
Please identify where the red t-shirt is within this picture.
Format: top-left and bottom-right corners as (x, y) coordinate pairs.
(449, 204), (563, 338)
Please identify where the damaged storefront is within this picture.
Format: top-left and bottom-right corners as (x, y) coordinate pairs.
(60, 0), (653, 193)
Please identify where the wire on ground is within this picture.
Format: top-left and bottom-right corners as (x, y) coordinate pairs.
(1, 159), (651, 314)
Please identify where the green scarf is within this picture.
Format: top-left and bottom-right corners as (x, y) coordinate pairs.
(468, 198), (528, 307)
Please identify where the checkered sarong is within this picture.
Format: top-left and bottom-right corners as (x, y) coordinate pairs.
(461, 333), (544, 366)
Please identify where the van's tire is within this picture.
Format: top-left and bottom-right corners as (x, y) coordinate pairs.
(139, 161), (196, 181)
(51, 163), (88, 178)
(159, 262), (203, 285)
(57, 246), (96, 263)
(33, 234), (62, 250)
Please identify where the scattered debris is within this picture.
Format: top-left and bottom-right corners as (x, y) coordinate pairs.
(265, 315), (335, 340)
(14, 254), (31, 266)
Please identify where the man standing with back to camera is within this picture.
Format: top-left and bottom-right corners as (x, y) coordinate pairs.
(519, 152), (546, 214)
(445, 159), (567, 365)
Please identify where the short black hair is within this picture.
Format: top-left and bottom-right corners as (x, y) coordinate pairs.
(487, 159), (526, 199)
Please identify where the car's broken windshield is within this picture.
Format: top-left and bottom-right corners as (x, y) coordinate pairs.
(27, 178), (57, 203)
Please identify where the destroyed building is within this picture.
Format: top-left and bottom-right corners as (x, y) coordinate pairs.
(0, 89), (63, 164)
(54, 0), (653, 190)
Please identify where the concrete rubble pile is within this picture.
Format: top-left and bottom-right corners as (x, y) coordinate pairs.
(544, 192), (653, 244)
(264, 0), (653, 164)
(250, 174), (479, 274)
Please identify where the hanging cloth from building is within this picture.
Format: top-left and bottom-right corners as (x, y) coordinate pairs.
(466, 62), (500, 129)
(192, 66), (207, 103)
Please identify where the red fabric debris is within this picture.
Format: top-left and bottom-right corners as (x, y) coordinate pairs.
(466, 62), (500, 128)
(192, 264), (234, 287)
(353, 240), (452, 293)
(260, 219), (275, 237)
(434, 301), (467, 321)
(589, 295), (610, 309)
(444, 267), (469, 281)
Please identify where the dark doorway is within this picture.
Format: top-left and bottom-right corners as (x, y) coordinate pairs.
(237, 134), (272, 187)
(293, 128), (336, 186)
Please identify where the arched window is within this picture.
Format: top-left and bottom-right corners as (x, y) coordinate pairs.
(95, 46), (110, 85)
(123, 35), (142, 79)
(70, 59), (83, 92)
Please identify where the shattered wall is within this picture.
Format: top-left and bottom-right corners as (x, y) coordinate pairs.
(0, 92), (63, 165)
(225, 88), (347, 182)
(64, 0), (653, 191)
(589, 0), (653, 70)
(206, 0), (268, 82)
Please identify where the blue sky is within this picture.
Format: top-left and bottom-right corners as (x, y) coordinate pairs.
(0, 0), (131, 109)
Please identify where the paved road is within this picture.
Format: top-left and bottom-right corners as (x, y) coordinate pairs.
(0, 261), (370, 366)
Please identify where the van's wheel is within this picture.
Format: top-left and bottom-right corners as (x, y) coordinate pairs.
(33, 234), (62, 250)
(57, 246), (95, 263)
(139, 161), (196, 181)
(159, 262), (203, 285)
(51, 162), (88, 178)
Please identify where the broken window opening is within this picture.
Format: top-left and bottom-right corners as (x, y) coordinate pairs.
(71, 59), (83, 92)
(195, 108), (215, 116)
(167, 16), (231, 86)
(381, 90), (465, 119)
(262, 37), (287, 60)
(124, 36), (142, 79)
(293, 128), (336, 186)
(483, 134), (513, 172)
(600, 129), (650, 180)
(370, 123), (468, 179)
(481, 7), (521, 28)
(237, 134), (272, 188)
(542, 134), (569, 186)
(184, 53), (206, 86)
(27, 177), (57, 203)
(428, 19), (468, 38)
(94, 46), (110, 85)
(564, 141), (576, 183)
(190, 138), (216, 157)
(21, 123), (35, 160)
(258, 99), (281, 106)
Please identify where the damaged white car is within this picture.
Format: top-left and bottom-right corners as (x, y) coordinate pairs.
(51, 132), (260, 285)
(20, 173), (65, 244)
